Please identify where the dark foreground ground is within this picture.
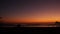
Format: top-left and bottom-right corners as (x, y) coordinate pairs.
(0, 26), (57, 33)
(0, 22), (59, 33)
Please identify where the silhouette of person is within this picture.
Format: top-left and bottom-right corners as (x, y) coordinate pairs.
(0, 17), (3, 26)
(17, 24), (21, 28)
(0, 17), (2, 19)
(0, 17), (2, 22)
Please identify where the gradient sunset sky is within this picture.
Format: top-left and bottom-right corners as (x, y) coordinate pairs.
(0, 0), (60, 23)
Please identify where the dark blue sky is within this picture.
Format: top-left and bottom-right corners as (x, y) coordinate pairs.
(0, 0), (60, 23)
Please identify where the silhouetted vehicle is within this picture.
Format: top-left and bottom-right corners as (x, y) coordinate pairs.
(55, 21), (60, 27)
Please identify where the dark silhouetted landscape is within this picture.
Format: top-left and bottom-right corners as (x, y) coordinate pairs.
(0, 0), (60, 33)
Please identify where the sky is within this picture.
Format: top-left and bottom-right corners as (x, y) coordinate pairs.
(0, 0), (60, 23)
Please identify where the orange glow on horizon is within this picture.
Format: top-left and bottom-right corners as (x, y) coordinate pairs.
(4, 18), (57, 23)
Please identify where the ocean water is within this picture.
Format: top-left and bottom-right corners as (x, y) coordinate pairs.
(0, 22), (56, 27)
(21, 25), (56, 27)
(1, 25), (56, 27)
